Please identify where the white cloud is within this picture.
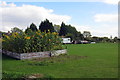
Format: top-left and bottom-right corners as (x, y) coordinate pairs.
(72, 24), (118, 37)
(0, 1), (7, 6)
(72, 24), (91, 33)
(93, 13), (118, 37)
(101, 0), (119, 5)
(94, 14), (118, 22)
(91, 25), (118, 37)
(0, 1), (71, 32)
(0, 1), (16, 7)
(91, 14), (118, 37)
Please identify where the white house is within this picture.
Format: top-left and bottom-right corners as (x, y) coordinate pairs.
(62, 38), (71, 44)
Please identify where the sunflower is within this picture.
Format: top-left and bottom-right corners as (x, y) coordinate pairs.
(49, 39), (51, 41)
(52, 32), (58, 35)
(6, 35), (10, 39)
(25, 36), (30, 39)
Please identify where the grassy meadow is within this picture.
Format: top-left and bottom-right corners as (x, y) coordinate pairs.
(2, 43), (118, 78)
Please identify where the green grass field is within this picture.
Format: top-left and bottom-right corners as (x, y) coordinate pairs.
(2, 43), (118, 78)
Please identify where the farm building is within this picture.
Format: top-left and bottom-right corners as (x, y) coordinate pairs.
(62, 38), (72, 44)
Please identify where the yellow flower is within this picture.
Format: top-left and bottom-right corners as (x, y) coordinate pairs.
(52, 32), (58, 35)
(48, 29), (50, 32)
(25, 36), (30, 39)
(45, 34), (47, 36)
(12, 33), (17, 38)
(49, 39), (51, 41)
(36, 32), (41, 35)
(14, 32), (18, 35)
(6, 35), (10, 39)
(36, 32), (38, 34)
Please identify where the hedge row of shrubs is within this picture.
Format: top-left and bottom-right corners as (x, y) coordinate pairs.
(2, 30), (65, 53)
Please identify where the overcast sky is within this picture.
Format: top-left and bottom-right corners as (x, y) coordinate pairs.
(0, 0), (119, 38)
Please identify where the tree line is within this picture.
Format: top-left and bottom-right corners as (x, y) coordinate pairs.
(0, 19), (120, 43)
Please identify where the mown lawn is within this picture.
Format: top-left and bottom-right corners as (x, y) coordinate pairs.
(2, 43), (118, 78)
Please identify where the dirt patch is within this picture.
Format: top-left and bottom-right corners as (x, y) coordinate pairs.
(25, 55), (88, 66)
(32, 55), (87, 62)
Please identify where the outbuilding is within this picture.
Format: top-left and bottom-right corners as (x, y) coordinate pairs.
(62, 38), (71, 44)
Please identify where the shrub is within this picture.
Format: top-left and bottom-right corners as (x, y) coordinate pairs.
(2, 30), (65, 53)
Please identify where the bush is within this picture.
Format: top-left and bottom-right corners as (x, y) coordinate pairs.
(2, 30), (65, 53)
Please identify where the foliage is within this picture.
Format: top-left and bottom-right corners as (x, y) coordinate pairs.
(39, 19), (55, 32)
(54, 24), (61, 33)
(59, 22), (67, 36)
(75, 32), (84, 41)
(83, 31), (91, 39)
(25, 27), (33, 34)
(65, 33), (74, 41)
(113, 37), (119, 42)
(11, 27), (23, 33)
(30, 23), (38, 31)
(59, 22), (78, 40)
(0, 31), (6, 38)
(91, 36), (113, 43)
(2, 30), (64, 53)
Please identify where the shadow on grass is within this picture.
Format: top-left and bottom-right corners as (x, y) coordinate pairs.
(2, 54), (16, 61)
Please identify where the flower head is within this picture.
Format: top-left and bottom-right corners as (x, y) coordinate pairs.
(14, 32), (18, 35)
(5, 35), (10, 39)
(52, 32), (58, 35)
(48, 29), (50, 32)
(25, 36), (30, 39)
(45, 34), (47, 36)
(49, 39), (51, 41)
